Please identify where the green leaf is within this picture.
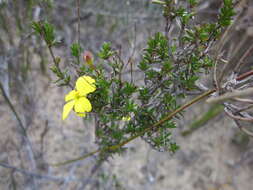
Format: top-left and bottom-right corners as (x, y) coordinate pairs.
(98, 42), (114, 59)
(43, 21), (55, 46)
(70, 43), (82, 58)
(31, 21), (42, 34)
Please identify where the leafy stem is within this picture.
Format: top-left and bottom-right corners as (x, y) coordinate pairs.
(52, 89), (216, 166)
(32, 21), (74, 88)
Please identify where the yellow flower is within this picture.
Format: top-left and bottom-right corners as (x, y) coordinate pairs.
(62, 75), (96, 120)
(122, 116), (131, 121)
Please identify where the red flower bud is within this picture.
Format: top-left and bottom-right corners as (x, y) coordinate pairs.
(83, 51), (93, 65)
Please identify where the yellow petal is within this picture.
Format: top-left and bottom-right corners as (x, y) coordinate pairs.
(76, 112), (86, 117)
(74, 97), (92, 114)
(122, 116), (131, 121)
(65, 90), (77, 102)
(62, 100), (75, 120)
(76, 76), (96, 96)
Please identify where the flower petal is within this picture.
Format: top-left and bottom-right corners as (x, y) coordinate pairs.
(122, 116), (131, 121)
(62, 100), (75, 120)
(65, 90), (76, 102)
(74, 97), (92, 114)
(76, 76), (96, 96)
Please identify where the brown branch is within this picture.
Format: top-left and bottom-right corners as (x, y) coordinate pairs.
(234, 120), (253, 137)
(236, 70), (253, 81)
(235, 44), (253, 72)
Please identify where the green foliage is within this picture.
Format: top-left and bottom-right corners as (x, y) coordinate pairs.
(187, 0), (198, 7)
(175, 7), (195, 25)
(31, 21), (42, 34)
(98, 42), (114, 59)
(218, 0), (235, 27)
(33, 0), (235, 161)
(32, 21), (56, 46)
(71, 43), (83, 58)
(70, 43), (83, 65)
(43, 22), (55, 45)
(32, 21), (72, 87)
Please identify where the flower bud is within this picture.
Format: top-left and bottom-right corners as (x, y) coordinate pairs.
(83, 51), (93, 66)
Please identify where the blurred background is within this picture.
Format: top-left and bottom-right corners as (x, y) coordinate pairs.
(0, 0), (253, 189)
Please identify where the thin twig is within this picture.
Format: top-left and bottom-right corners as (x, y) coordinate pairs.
(236, 70), (253, 81)
(233, 97), (253, 104)
(234, 120), (253, 137)
(0, 162), (62, 181)
(0, 162), (94, 183)
(235, 44), (253, 72)
(77, 0), (80, 46)
(0, 82), (26, 136)
(40, 24), (74, 89)
(206, 87), (253, 104)
(235, 104), (253, 114)
(225, 108), (253, 122)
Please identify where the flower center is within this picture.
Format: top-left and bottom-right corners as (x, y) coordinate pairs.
(74, 91), (81, 100)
